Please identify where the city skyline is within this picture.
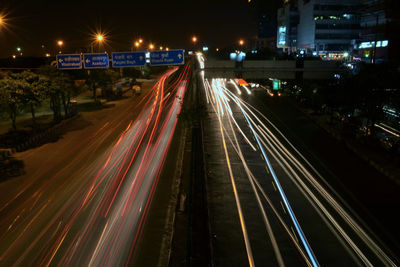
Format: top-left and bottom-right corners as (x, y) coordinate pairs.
(0, 0), (284, 57)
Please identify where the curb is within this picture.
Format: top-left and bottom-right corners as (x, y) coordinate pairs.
(1, 114), (79, 157)
(157, 127), (187, 267)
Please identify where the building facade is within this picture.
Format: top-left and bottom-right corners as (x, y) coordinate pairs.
(297, 0), (361, 59)
(277, 0), (300, 53)
(276, 0), (400, 62)
(358, 0), (400, 63)
(277, 0), (364, 59)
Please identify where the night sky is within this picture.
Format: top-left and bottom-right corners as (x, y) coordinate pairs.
(0, 0), (281, 58)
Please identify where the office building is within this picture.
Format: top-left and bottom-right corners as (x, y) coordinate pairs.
(277, 0), (300, 53)
(297, 0), (361, 59)
(358, 0), (400, 63)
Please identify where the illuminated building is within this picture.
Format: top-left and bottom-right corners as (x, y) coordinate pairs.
(359, 0), (400, 63)
(296, 0), (361, 59)
(277, 0), (299, 53)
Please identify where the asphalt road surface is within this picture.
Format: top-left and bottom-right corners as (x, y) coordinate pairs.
(198, 55), (399, 267)
(0, 63), (192, 266)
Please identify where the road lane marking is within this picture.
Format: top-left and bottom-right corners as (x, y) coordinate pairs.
(271, 181), (277, 191)
(88, 221), (109, 267)
(291, 226), (299, 243)
(46, 230), (67, 267)
(280, 201), (287, 214)
(266, 166), (271, 174)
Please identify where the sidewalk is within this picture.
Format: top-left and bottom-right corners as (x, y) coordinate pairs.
(0, 90), (103, 135)
(290, 100), (400, 183)
(0, 85), (141, 155)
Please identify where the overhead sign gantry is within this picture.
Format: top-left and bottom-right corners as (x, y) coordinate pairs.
(56, 49), (185, 70)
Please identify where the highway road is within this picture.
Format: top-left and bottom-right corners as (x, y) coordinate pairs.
(0, 63), (192, 266)
(197, 54), (399, 266)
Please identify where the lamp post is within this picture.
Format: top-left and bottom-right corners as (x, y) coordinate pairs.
(0, 15), (6, 28)
(132, 40), (141, 51)
(192, 35), (198, 51)
(16, 47), (22, 56)
(57, 40), (63, 54)
(91, 34), (104, 53)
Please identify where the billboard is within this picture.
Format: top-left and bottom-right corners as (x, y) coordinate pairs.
(278, 26), (287, 47)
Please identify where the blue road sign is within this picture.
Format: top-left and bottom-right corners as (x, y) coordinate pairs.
(56, 54), (82, 69)
(83, 53), (109, 69)
(112, 52), (146, 67)
(150, 49), (185, 66)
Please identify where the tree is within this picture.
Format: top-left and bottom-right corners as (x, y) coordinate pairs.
(0, 76), (26, 130)
(39, 65), (74, 122)
(11, 71), (46, 127)
(86, 70), (100, 102)
(86, 69), (119, 100)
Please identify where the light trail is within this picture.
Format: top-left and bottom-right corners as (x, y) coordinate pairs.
(0, 63), (192, 266)
(201, 74), (318, 266)
(197, 50), (396, 267)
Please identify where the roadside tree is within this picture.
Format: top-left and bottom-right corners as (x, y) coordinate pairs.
(0, 77), (27, 130)
(11, 71), (47, 127)
(39, 65), (76, 122)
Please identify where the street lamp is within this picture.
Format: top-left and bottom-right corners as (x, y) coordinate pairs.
(192, 36), (198, 43)
(16, 47), (22, 56)
(139, 38), (143, 44)
(91, 33), (105, 53)
(57, 40), (63, 54)
(0, 14), (9, 30)
(149, 43), (154, 50)
(239, 39), (245, 46)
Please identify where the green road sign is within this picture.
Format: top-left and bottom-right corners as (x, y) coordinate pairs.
(273, 79), (281, 90)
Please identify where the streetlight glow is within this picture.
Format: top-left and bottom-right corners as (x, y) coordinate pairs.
(192, 36), (198, 43)
(149, 44), (154, 50)
(135, 41), (140, 47)
(139, 38), (143, 44)
(57, 40), (63, 46)
(0, 14), (10, 30)
(90, 31), (108, 53)
(239, 39), (245, 46)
